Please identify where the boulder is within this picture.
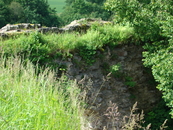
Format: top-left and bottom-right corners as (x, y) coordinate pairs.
(61, 18), (112, 32)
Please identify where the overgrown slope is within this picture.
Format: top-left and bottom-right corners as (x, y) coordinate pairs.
(1, 22), (173, 129)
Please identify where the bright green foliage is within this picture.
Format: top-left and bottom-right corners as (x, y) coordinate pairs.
(76, 24), (133, 65)
(90, 24), (134, 46)
(110, 64), (121, 77)
(143, 45), (173, 117)
(1, 32), (52, 65)
(0, 57), (83, 130)
(105, 0), (173, 120)
(142, 10), (173, 117)
(104, 0), (173, 42)
(0, 24), (134, 66)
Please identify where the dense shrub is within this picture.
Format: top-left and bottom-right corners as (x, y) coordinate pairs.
(105, 0), (173, 120)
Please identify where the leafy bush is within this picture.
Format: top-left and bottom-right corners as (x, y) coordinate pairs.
(105, 0), (173, 121)
(104, 0), (170, 42)
(143, 45), (173, 117)
(90, 24), (134, 46)
(1, 32), (61, 66)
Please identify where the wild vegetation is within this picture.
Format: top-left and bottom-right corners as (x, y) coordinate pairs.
(0, 56), (83, 129)
(105, 0), (173, 129)
(1, 0), (173, 129)
(1, 23), (173, 130)
(0, 24), (133, 65)
(0, 24), (136, 129)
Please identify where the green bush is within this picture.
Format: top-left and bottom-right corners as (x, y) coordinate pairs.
(90, 24), (134, 46)
(105, 0), (173, 121)
(104, 0), (169, 42)
(0, 32), (62, 67)
(143, 45), (173, 118)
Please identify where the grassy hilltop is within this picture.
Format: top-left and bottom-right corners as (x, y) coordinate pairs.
(48, 0), (65, 13)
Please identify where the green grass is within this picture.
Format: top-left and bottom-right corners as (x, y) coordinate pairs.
(0, 24), (134, 129)
(0, 24), (133, 53)
(0, 56), (83, 130)
(0, 24), (134, 66)
(48, 0), (66, 13)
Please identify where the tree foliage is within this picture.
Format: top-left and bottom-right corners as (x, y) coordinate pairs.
(0, 1), (10, 27)
(105, 0), (173, 118)
(86, 0), (106, 5)
(0, 0), (61, 28)
(105, 0), (164, 42)
(143, 43), (173, 118)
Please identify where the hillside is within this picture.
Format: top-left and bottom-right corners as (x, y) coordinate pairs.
(1, 19), (173, 129)
(48, 0), (65, 13)
(1, 0), (173, 129)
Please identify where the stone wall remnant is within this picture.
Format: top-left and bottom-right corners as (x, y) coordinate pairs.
(0, 18), (112, 38)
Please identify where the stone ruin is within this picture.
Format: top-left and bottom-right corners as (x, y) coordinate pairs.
(61, 44), (162, 129)
(0, 18), (163, 129)
(0, 18), (112, 38)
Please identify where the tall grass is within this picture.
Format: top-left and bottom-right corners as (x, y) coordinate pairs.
(44, 32), (78, 51)
(0, 56), (83, 130)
